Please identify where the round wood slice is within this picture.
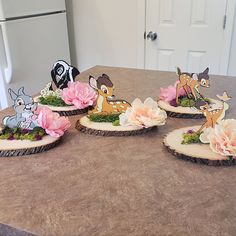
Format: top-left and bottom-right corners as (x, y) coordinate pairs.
(163, 126), (236, 166)
(158, 99), (223, 119)
(0, 135), (61, 157)
(76, 116), (156, 136)
(34, 96), (89, 116)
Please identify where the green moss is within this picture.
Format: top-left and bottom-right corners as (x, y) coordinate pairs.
(179, 97), (196, 107)
(178, 96), (211, 107)
(88, 113), (120, 123)
(38, 96), (69, 107)
(182, 131), (202, 144)
(0, 126), (46, 141)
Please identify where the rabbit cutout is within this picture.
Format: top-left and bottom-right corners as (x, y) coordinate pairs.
(3, 87), (38, 129)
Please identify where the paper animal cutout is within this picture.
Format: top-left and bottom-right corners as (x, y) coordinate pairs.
(195, 92), (231, 133)
(50, 60), (80, 90)
(3, 87), (38, 129)
(176, 67), (210, 104)
(89, 74), (131, 114)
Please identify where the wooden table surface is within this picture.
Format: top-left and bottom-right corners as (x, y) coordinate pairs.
(0, 66), (236, 236)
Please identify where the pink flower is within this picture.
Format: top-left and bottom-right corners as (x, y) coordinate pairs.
(61, 81), (97, 109)
(119, 98), (167, 128)
(200, 119), (236, 157)
(35, 106), (71, 138)
(159, 81), (186, 102)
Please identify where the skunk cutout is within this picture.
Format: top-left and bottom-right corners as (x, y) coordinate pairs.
(50, 60), (80, 90)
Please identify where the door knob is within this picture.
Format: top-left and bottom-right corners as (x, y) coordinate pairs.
(146, 31), (157, 41)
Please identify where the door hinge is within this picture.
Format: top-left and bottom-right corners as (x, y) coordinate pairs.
(144, 31), (146, 39)
(223, 15), (227, 29)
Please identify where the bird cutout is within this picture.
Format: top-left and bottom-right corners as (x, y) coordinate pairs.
(50, 60), (80, 91)
(176, 67), (210, 104)
(194, 92), (231, 133)
(216, 92), (231, 102)
(88, 74), (131, 114)
(3, 87), (38, 129)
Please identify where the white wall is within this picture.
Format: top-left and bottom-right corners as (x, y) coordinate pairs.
(228, 5), (236, 76)
(66, 0), (144, 72)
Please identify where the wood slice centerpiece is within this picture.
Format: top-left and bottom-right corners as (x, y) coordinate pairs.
(34, 96), (89, 116)
(158, 99), (223, 119)
(163, 126), (236, 166)
(0, 134), (60, 157)
(76, 116), (156, 136)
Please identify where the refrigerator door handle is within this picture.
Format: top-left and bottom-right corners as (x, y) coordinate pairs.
(0, 23), (12, 84)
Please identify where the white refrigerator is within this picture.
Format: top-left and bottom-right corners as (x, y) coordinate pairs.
(0, 0), (70, 109)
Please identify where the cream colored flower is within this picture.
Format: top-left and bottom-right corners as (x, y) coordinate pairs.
(119, 97), (167, 128)
(200, 119), (236, 156)
(40, 83), (62, 98)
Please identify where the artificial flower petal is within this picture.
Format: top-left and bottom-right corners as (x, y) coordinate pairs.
(35, 106), (71, 138)
(119, 98), (167, 128)
(61, 81), (97, 109)
(200, 119), (236, 157)
(159, 81), (186, 103)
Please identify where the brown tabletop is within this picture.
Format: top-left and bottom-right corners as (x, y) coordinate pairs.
(0, 66), (236, 236)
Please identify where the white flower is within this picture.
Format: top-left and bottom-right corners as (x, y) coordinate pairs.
(40, 83), (62, 98)
(119, 97), (167, 128)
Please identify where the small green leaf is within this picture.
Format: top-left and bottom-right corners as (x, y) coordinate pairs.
(112, 120), (120, 126)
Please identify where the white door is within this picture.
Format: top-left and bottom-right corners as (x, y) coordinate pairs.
(145, 0), (234, 74)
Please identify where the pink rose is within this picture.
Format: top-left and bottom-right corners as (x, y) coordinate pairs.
(159, 81), (186, 102)
(35, 106), (71, 138)
(200, 119), (236, 157)
(119, 98), (167, 128)
(61, 81), (97, 109)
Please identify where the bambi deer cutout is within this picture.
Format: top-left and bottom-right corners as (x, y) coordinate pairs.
(89, 74), (131, 114)
(176, 67), (210, 104)
(195, 92), (231, 133)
